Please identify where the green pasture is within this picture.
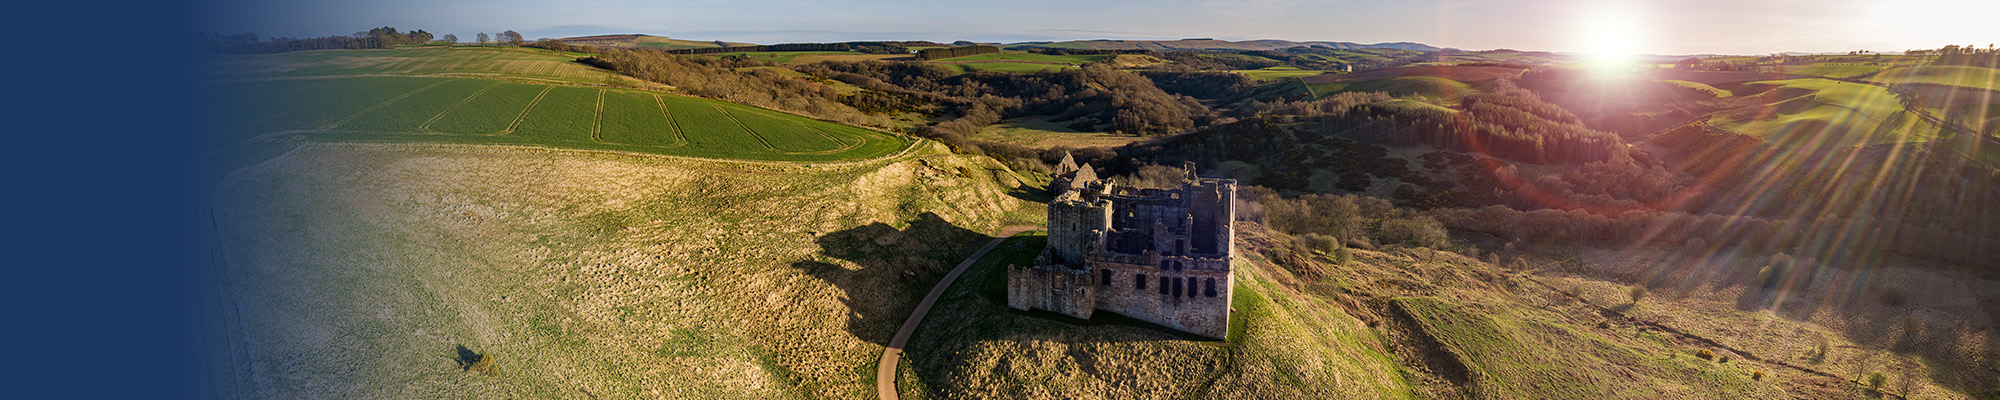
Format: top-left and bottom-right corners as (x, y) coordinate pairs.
(1235, 66), (1327, 81)
(1307, 76), (1471, 100)
(206, 76), (908, 162)
(1791, 63), (1884, 79)
(1713, 78), (1941, 146)
(1871, 65), (2000, 90)
(208, 47), (614, 83)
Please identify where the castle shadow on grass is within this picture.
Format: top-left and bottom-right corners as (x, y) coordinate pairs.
(791, 212), (989, 347)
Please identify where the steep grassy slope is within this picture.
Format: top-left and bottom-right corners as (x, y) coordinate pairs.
(205, 141), (1042, 399)
(898, 233), (1418, 399)
(893, 221), (1804, 399)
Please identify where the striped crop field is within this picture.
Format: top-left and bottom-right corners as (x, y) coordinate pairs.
(427, 83), (552, 134)
(207, 47), (617, 84)
(598, 91), (684, 147)
(205, 76), (909, 162)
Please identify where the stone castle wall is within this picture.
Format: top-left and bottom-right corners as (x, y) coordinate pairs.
(1006, 264), (1097, 319)
(1009, 166), (1237, 339)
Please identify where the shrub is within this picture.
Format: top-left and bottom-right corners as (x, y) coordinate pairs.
(1753, 370), (1765, 381)
(1629, 285), (1648, 304)
(1697, 349), (1715, 360)
(457, 347), (499, 376)
(1867, 371), (1886, 391)
(1378, 216), (1448, 248)
(1809, 336), (1831, 364)
(1719, 355), (1731, 363)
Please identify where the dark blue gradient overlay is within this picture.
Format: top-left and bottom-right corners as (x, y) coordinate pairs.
(12, 1), (201, 399)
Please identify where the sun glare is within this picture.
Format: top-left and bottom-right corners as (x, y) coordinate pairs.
(1574, 2), (1650, 75)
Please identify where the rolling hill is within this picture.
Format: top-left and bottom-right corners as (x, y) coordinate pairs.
(1005, 38), (1444, 52)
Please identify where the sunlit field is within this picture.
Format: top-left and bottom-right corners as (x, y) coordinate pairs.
(192, 4), (2000, 399)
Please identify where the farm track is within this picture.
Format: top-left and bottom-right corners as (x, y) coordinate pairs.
(878, 226), (1038, 400)
(328, 79), (455, 129)
(417, 81), (504, 132)
(590, 89), (606, 142)
(715, 105), (781, 150)
(501, 85), (558, 134)
(651, 94), (690, 147)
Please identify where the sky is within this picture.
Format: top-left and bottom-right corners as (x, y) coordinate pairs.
(198, 0), (2000, 55)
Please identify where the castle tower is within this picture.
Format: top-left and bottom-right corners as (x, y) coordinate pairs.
(1008, 163), (1236, 339)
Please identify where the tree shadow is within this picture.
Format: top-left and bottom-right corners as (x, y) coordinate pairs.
(790, 212), (991, 347)
(453, 344), (481, 368)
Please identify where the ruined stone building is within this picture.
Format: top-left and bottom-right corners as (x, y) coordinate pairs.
(1008, 155), (1236, 338)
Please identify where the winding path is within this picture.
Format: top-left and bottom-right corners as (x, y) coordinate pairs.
(877, 226), (1036, 400)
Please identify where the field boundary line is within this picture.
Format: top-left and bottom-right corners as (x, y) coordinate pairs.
(327, 79), (455, 129)
(590, 88), (606, 142)
(653, 94), (690, 147)
(417, 80), (504, 132)
(779, 124), (867, 155)
(802, 123), (852, 147)
(201, 111), (296, 159)
(715, 105), (780, 150)
(502, 85), (558, 135)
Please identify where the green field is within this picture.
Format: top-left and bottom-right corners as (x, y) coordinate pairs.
(202, 47), (912, 167)
(209, 76), (901, 161)
(1662, 80), (1731, 98)
(1235, 66), (1328, 81)
(1713, 78), (1942, 146)
(1307, 76), (1471, 100)
(207, 47), (618, 84)
(633, 36), (758, 49)
(1871, 65), (2000, 90)
(1791, 63), (1885, 79)
(930, 52), (1108, 64)
(970, 116), (1152, 148)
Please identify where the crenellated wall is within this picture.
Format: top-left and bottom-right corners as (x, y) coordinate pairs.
(1010, 164), (1238, 339)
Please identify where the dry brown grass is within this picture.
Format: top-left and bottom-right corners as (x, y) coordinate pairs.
(204, 141), (1036, 399)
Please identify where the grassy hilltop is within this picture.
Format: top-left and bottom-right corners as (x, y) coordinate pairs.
(199, 39), (2000, 400)
(206, 141), (1041, 399)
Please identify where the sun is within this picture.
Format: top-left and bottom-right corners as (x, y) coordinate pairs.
(1573, 3), (1652, 74)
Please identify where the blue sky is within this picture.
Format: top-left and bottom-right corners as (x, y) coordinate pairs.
(198, 0), (1999, 55)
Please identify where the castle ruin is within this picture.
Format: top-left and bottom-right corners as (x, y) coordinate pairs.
(1007, 154), (1236, 339)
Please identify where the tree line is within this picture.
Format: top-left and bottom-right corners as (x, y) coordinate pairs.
(663, 42), (909, 55)
(914, 45), (999, 61)
(198, 27), (529, 54)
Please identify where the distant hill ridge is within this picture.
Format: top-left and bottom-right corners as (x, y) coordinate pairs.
(1006, 38), (1446, 52)
(556, 34), (1441, 52)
